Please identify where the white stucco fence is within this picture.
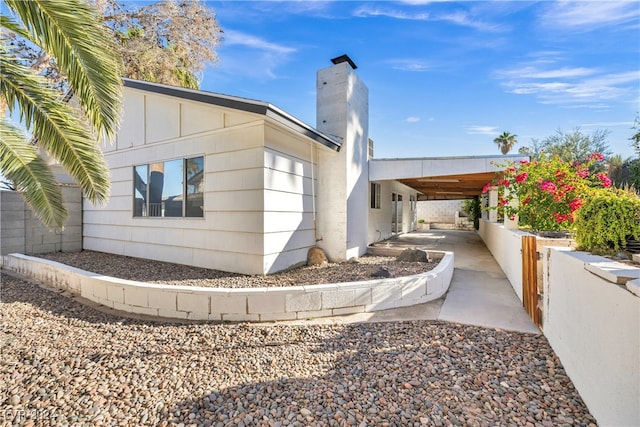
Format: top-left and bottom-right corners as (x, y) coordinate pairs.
(1, 251), (453, 322)
(478, 219), (640, 426)
(543, 248), (639, 427)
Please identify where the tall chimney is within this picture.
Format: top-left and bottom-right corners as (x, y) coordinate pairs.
(315, 55), (370, 261)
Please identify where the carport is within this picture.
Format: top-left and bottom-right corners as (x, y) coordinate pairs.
(369, 154), (529, 200)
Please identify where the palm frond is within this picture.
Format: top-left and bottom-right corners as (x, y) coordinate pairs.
(5, 0), (123, 140)
(0, 118), (66, 230)
(0, 47), (110, 204)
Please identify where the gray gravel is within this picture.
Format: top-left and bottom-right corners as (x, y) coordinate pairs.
(38, 251), (443, 288)
(1, 274), (596, 426)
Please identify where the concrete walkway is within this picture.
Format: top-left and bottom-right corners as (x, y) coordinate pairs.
(292, 230), (540, 334)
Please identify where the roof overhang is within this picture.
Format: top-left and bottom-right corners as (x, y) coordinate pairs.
(370, 155), (529, 200)
(123, 79), (342, 151)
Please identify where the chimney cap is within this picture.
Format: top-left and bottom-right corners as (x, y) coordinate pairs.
(331, 54), (357, 70)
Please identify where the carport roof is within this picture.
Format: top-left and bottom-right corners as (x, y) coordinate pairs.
(369, 155), (529, 200)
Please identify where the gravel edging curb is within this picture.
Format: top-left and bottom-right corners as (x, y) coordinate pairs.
(0, 251), (454, 322)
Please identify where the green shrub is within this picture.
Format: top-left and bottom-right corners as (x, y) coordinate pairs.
(574, 189), (640, 253)
(462, 196), (482, 230)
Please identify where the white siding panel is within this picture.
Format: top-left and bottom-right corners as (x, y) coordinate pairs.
(264, 247), (309, 275)
(264, 168), (312, 195)
(207, 212), (263, 233)
(208, 148), (264, 172)
(145, 95), (180, 143)
(205, 189), (263, 212)
(263, 212), (314, 233)
(109, 180), (132, 198)
(224, 111), (257, 128)
(83, 236), (126, 255)
(208, 169), (263, 192)
(263, 190), (313, 213)
(108, 166), (133, 183)
(181, 103), (223, 136)
(265, 124), (315, 160)
(202, 231), (262, 255)
(264, 149), (311, 176)
(83, 210), (133, 226)
(123, 241), (194, 266)
(213, 124), (264, 153)
(102, 194), (133, 211)
(116, 90), (145, 150)
(264, 229), (315, 255)
(84, 223), (132, 241)
(192, 248), (264, 275)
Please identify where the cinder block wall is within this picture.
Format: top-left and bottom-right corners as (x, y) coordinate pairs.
(0, 186), (82, 255)
(417, 200), (464, 224)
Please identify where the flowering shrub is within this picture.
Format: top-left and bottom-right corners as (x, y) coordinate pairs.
(486, 153), (610, 232)
(574, 189), (640, 253)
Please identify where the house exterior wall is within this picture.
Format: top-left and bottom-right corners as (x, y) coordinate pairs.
(263, 124), (321, 273)
(84, 88), (324, 275)
(316, 60), (369, 261)
(368, 180), (418, 244)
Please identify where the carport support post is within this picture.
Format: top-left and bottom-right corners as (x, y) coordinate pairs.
(488, 186), (499, 223)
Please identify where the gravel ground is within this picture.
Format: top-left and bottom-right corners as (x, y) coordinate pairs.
(37, 251), (443, 288)
(1, 275), (596, 426)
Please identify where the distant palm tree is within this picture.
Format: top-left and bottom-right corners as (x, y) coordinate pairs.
(494, 131), (518, 155)
(1, 0), (123, 229)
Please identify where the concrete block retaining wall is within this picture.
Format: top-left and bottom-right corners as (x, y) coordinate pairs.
(0, 251), (454, 322)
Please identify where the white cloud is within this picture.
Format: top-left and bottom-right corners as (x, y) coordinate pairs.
(437, 11), (505, 32)
(580, 121), (634, 128)
(406, 117), (421, 123)
(217, 30), (297, 80)
(353, 6), (429, 20)
(354, 4), (503, 32)
(223, 30), (296, 55)
(467, 126), (499, 136)
(495, 55), (640, 108)
(539, 1), (640, 29)
(388, 59), (433, 72)
(500, 66), (596, 80)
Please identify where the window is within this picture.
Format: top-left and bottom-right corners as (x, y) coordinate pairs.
(133, 156), (204, 218)
(370, 182), (381, 209)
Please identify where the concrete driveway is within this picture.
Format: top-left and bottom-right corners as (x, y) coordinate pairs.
(296, 230), (540, 334)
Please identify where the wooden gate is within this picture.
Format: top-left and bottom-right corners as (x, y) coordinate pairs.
(521, 235), (541, 327)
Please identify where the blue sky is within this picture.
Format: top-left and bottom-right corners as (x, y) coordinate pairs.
(202, 1), (639, 159)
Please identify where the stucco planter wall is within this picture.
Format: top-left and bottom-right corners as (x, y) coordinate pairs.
(543, 248), (639, 427)
(1, 251), (454, 322)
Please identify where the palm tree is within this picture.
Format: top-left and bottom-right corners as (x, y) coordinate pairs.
(1, 0), (123, 229)
(494, 131), (518, 155)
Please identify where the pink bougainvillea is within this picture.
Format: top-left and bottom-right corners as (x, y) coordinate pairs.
(515, 172), (528, 184)
(488, 152), (612, 232)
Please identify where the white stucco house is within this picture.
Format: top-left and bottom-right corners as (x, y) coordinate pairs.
(84, 55), (522, 275)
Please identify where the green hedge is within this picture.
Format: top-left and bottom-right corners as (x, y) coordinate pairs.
(574, 189), (640, 253)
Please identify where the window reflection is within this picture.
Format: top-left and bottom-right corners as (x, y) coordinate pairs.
(133, 156), (203, 218)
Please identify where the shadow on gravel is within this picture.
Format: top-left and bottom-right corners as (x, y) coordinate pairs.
(156, 323), (597, 426)
(1, 274), (596, 426)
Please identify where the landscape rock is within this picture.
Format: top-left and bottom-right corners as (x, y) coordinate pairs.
(370, 266), (391, 278)
(397, 249), (430, 263)
(307, 247), (328, 266)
